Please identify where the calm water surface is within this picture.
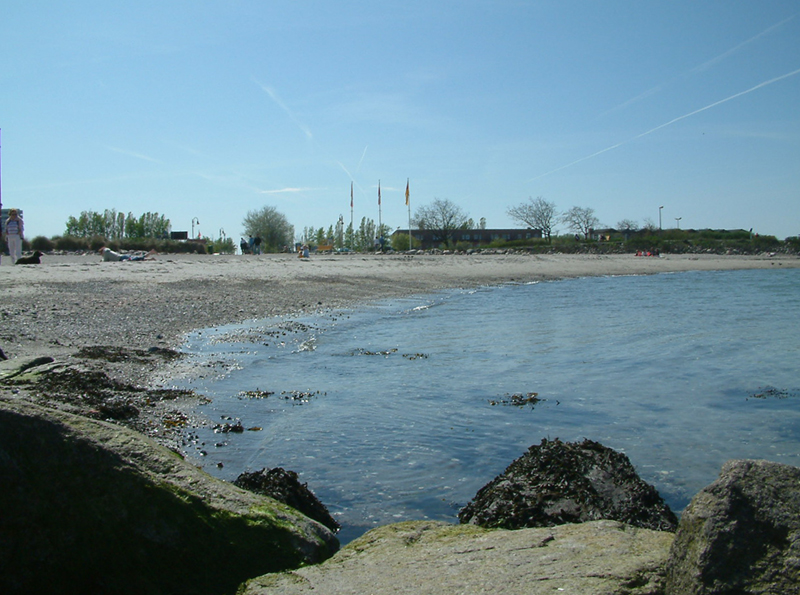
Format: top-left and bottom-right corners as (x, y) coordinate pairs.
(172, 268), (800, 543)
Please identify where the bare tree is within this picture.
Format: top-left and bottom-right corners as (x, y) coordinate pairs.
(561, 206), (600, 239)
(616, 219), (640, 231)
(641, 217), (658, 232)
(414, 198), (470, 247)
(507, 196), (558, 242)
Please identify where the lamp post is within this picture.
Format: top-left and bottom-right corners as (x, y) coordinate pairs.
(192, 217), (200, 238)
(675, 217), (682, 229)
(659, 206), (664, 230)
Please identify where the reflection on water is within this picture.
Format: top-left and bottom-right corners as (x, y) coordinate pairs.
(172, 268), (800, 544)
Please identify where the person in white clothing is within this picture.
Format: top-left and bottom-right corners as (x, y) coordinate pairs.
(3, 209), (24, 264)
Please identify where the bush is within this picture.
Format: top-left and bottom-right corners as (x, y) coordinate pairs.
(54, 236), (90, 251)
(30, 236), (55, 252)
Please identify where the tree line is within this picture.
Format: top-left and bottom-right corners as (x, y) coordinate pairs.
(65, 210), (171, 239)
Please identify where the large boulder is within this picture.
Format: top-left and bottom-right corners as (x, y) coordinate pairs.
(235, 467), (341, 533)
(459, 438), (677, 531)
(0, 398), (338, 595)
(665, 459), (800, 594)
(240, 520), (674, 595)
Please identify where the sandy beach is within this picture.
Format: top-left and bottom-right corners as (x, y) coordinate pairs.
(1, 251), (798, 361)
(1, 251), (797, 441)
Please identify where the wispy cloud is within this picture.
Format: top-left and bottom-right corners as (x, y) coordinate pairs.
(603, 13), (797, 116)
(532, 67), (800, 180)
(105, 146), (161, 163)
(260, 187), (316, 194)
(691, 14), (796, 74)
(355, 145), (368, 174)
(252, 77), (313, 140)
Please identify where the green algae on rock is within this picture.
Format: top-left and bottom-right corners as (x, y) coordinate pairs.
(0, 400), (338, 595)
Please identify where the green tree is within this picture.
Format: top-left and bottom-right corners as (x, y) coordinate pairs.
(355, 217), (377, 252)
(344, 222), (355, 250)
(64, 210), (170, 239)
(124, 212), (170, 238)
(242, 206), (294, 252)
(390, 231), (419, 251)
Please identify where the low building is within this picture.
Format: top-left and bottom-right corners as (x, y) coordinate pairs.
(392, 228), (542, 250)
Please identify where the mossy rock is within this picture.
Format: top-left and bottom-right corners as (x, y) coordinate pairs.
(0, 399), (338, 595)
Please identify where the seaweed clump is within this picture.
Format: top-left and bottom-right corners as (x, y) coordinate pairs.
(235, 467), (341, 533)
(459, 438), (677, 532)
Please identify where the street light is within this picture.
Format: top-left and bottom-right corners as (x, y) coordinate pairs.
(659, 206), (664, 230)
(675, 217), (682, 229)
(192, 217), (200, 238)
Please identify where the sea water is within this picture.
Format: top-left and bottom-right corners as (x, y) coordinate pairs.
(172, 268), (800, 543)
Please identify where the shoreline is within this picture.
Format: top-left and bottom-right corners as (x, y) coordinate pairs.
(1, 252), (797, 444)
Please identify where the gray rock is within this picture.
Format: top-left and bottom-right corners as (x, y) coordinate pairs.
(0, 399), (338, 595)
(459, 438), (678, 531)
(665, 459), (800, 594)
(240, 519), (674, 595)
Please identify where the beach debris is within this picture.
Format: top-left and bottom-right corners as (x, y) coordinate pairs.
(348, 348), (429, 360)
(748, 386), (797, 400)
(76, 345), (181, 363)
(239, 389), (274, 399)
(214, 418), (244, 433)
(281, 390), (324, 403)
(351, 347), (398, 357)
(488, 392), (542, 408)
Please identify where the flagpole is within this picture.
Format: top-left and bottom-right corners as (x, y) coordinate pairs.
(405, 178), (411, 251)
(350, 181), (354, 251)
(377, 180), (382, 251)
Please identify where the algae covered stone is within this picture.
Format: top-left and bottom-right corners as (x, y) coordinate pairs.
(0, 399), (338, 595)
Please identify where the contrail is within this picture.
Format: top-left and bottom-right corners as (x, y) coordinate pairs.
(603, 14), (796, 116)
(530, 67), (800, 181)
(252, 77), (313, 140)
(355, 145), (368, 174)
(691, 13), (796, 74)
(106, 146), (161, 163)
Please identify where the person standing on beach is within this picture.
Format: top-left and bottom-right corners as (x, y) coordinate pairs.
(3, 209), (24, 264)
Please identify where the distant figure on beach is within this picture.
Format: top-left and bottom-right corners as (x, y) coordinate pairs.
(254, 236), (262, 255)
(298, 244), (310, 259)
(248, 236), (255, 253)
(99, 247), (157, 261)
(240, 238), (250, 254)
(3, 209), (24, 265)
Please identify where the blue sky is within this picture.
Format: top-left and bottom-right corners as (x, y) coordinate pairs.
(2, 1), (799, 242)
